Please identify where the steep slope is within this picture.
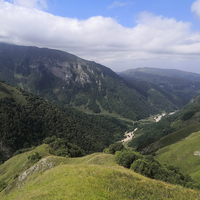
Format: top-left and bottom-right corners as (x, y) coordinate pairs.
(155, 130), (200, 183)
(0, 144), (52, 188)
(136, 93), (200, 153)
(0, 43), (158, 120)
(0, 147), (199, 200)
(131, 81), (182, 112)
(126, 92), (200, 154)
(0, 80), (128, 163)
(119, 67), (200, 108)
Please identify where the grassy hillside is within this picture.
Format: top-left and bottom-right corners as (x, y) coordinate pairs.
(156, 130), (200, 183)
(131, 94), (200, 184)
(0, 81), (27, 105)
(140, 121), (200, 154)
(0, 144), (51, 186)
(0, 144), (116, 192)
(0, 146), (200, 200)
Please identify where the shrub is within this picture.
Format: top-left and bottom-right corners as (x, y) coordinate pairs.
(103, 148), (109, 154)
(131, 159), (151, 178)
(109, 142), (124, 154)
(43, 136), (57, 144)
(115, 150), (140, 168)
(14, 173), (20, 179)
(45, 136), (85, 157)
(56, 149), (69, 157)
(0, 180), (7, 192)
(28, 152), (41, 162)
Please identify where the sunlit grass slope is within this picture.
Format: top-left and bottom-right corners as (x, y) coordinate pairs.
(2, 164), (200, 200)
(141, 120), (200, 154)
(156, 130), (200, 182)
(1, 147), (200, 199)
(0, 81), (27, 104)
(0, 144), (51, 185)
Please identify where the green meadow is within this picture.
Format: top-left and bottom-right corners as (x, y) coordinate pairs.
(1, 145), (200, 200)
(156, 130), (200, 182)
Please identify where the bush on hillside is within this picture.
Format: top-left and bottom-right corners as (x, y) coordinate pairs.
(115, 150), (141, 168)
(130, 156), (198, 188)
(28, 152), (41, 162)
(0, 180), (7, 192)
(103, 148), (109, 154)
(45, 136), (85, 157)
(109, 142), (124, 154)
(114, 148), (199, 190)
(131, 159), (152, 178)
(43, 136), (57, 144)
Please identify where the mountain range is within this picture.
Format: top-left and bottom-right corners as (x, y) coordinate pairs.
(0, 43), (158, 120)
(119, 67), (200, 108)
(1, 42), (200, 199)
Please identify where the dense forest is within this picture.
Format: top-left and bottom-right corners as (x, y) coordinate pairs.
(128, 116), (175, 150)
(0, 80), (128, 163)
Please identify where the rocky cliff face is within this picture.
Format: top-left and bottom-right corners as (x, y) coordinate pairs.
(0, 43), (158, 120)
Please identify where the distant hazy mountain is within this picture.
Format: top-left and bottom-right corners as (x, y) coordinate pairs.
(0, 43), (159, 120)
(119, 67), (200, 108)
(120, 67), (200, 80)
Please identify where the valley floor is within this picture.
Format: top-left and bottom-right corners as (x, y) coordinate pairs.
(121, 128), (137, 143)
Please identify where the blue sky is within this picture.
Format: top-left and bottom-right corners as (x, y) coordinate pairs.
(48, 0), (198, 29)
(1, 0), (200, 73)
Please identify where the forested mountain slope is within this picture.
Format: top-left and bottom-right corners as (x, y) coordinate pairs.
(0, 80), (128, 163)
(0, 43), (159, 120)
(127, 93), (200, 153)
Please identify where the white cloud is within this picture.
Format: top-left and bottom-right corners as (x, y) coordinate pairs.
(107, 1), (128, 9)
(9, 0), (47, 9)
(191, 0), (200, 18)
(1, 1), (200, 73)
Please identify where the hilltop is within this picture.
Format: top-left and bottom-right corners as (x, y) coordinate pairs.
(0, 144), (199, 200)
